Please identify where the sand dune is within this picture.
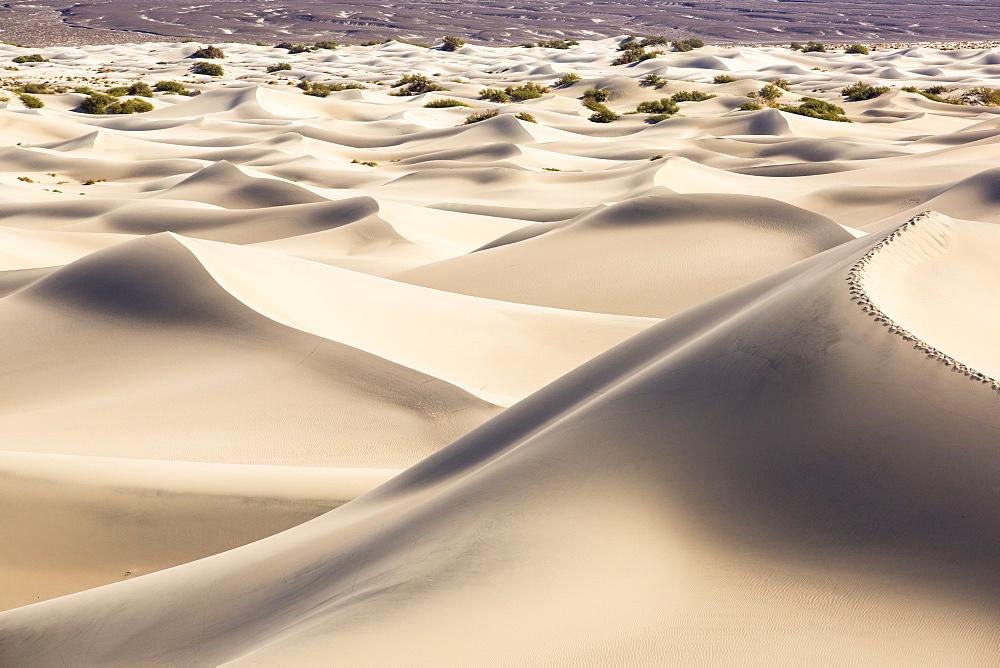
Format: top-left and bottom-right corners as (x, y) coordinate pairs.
(0, 37), (998, 663)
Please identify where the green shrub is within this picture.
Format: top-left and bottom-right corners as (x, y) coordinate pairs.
(842, 81), (889, 101)
(18, 93), (43, 108)
(515, 111), (537, 123)
(190, 45), (225, 59)
(106, 86), (130, 96)
(464, 109), (499, 124)
(613, 46), (660, 65)
(635, 98), (679, 115)
(313, 41), (339, 50)
(902, 85), (957, 103)
(127, 82), (153, 97)
(73, 86), (94, 94)
(12, 54), (47, 63)
(424, 98), (471, 107)
(803, 41), (826, 52)
(554, 72), (581, 87)
(105, 98), (154, 114)
(390, 73), (444, 95)
(154, 80), (188, 94)
(670, 90), (716, 102)
(276, 42), (314, 53)
(506, 82), (549, 101)
(191, 61), (224, 76)
(646, 113), (673, 124)
(966, 87), (1000, 106)
(79, 92), (116, 113)
(712, 74), (738, 84)
(769, 78), (791, 90)
(789, 41), (804, 51)
(779, 97), (850, 121)
(845, 44), (869, 54)
(479, 87), (510, 103)
(441, 35), (465, 51)
(754, 83), (785, 102)
(640, 36), (670, 47)
(17, 82), (52, 94)
(266, 62), (292, 73)
(641, 73), (666, 88)
(582, 88), (610, 103)
(672, 38), (704, 52)
(298, 81), (366, 97)
(533, 39), (578, 49)
(588, 105), (619, 123)
(738, 100), (763, 111)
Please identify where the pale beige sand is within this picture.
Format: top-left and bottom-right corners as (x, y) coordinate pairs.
(0, 37), (998, 664)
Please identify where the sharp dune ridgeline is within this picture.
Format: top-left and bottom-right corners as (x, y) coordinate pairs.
(0, 36), (998, 665)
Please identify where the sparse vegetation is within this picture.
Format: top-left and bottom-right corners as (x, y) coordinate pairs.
(480, 82), (549, 103)
(802, 41), (827, 53)
(479, 88), (510, 103)
(12, 54), (48, 64)
(298, 81), (366, 97)
(82, 178), (107, 185)
(712, 74), (738, 84)
(351, 159), (379, 167)
(738, 100), (763, 111)
(963, 87), (1000, 106)
(79, 92), (116, 113)
(516, 111), (537, 123)
(191, 61), (224, 76)
(901, 85), (958, 103)
(582, 88), (610, 103)
(127, 82), (153, 97)
(529, 39), (579, 49)
(779, 97), (851, 121)
(17, 83), (54, 94)
(18, 93), (43, 108)
(752, 83), (785, 103)
(635, 98), (679, 116)
(670, 90), (716, 102)
(554, 72), (581, 87)
(770, 78), (791, 90)
(789, 41), (804, 51)
(463, 109), (499, 124)
(266, 62), (292, 73)
(441, 36), (465, 52)
(587, 105), (619, 123)
(845, 44), (870, 55)
(424, 98), (472, 108)
(672, 38), (705, 52)
(105, 98), (154, 114)
(641, 73), (666, 88)
(390, 74), (445, 95)
(613, 45), (661, 66)
(842, 82), (890, 101)
(190, 45), (225, 59)
(154, 80), (192, 95)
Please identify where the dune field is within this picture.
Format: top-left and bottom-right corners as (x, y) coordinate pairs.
(0, 37), (999, 664)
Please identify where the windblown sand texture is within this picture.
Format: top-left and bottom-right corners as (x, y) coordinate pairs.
(0, 38), (999, 665)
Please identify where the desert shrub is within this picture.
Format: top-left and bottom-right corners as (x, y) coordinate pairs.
(390, 73), (444, 95)
(154, 80), (189, 94)
(506, 82), (549, 101)
(646, 113), (674, 124)
(105, 86), (130, 96)
(670, 90), (716, 102)
(298, 81), (366, 97)
(769, 78), (791, 90)
(351, 159), (378, 167)
(464, 109), (499, 124)
(191, 61), (224, 76)
(190, 45), (225, 59)
(588, 105), (619, 123)
(73, 86), (94, 94)
(789, 41), (804, 51)
(266, 62), (292, 73)
(640, 36), (670, 47)
(479, 87), (510, 103)
(924, 85), (950, 95)
(18, 93), (43, 108)
(314, 41), (339, 50)
(18, 82), (52, 94)
(105, 98), (154, 114)
(12, 54), (47, 63)
(360, 40), (384, 47)
(515, 111), (537, 122)
(582, 88), (610, 103)
(441, 35), (465, 51)
(964, 87), (1000, 106)
(845, 44), (870, 54)
(635, 98), (679, 115)
(613, 46), (660, 65)
(754, 83), (785, 102)
(842, 81), (889, 101)
(902, 85), (958, 103)
(424, 98), (471, 107)
(641, 73), (666, 87)
(803, 41), (826, 52)
(127, 82), (153, 97)
(554, 72), (581, 87)
(617, 36), (640, 51)
(712, 74), (738, 84)
(533, 39), (578, 49)
(779, 97), (851, 121)
(672, 38), (704, 52)
(79, 92), (115, 113)
(738, 100), (763, 111)
(275, 42), (314, 53)
(82, 178), (107, 185)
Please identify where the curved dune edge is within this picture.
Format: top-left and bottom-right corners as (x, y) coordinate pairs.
(850, 211), (1000, 391)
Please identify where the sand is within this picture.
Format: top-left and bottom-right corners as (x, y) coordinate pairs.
(0, 37), (998, 665)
